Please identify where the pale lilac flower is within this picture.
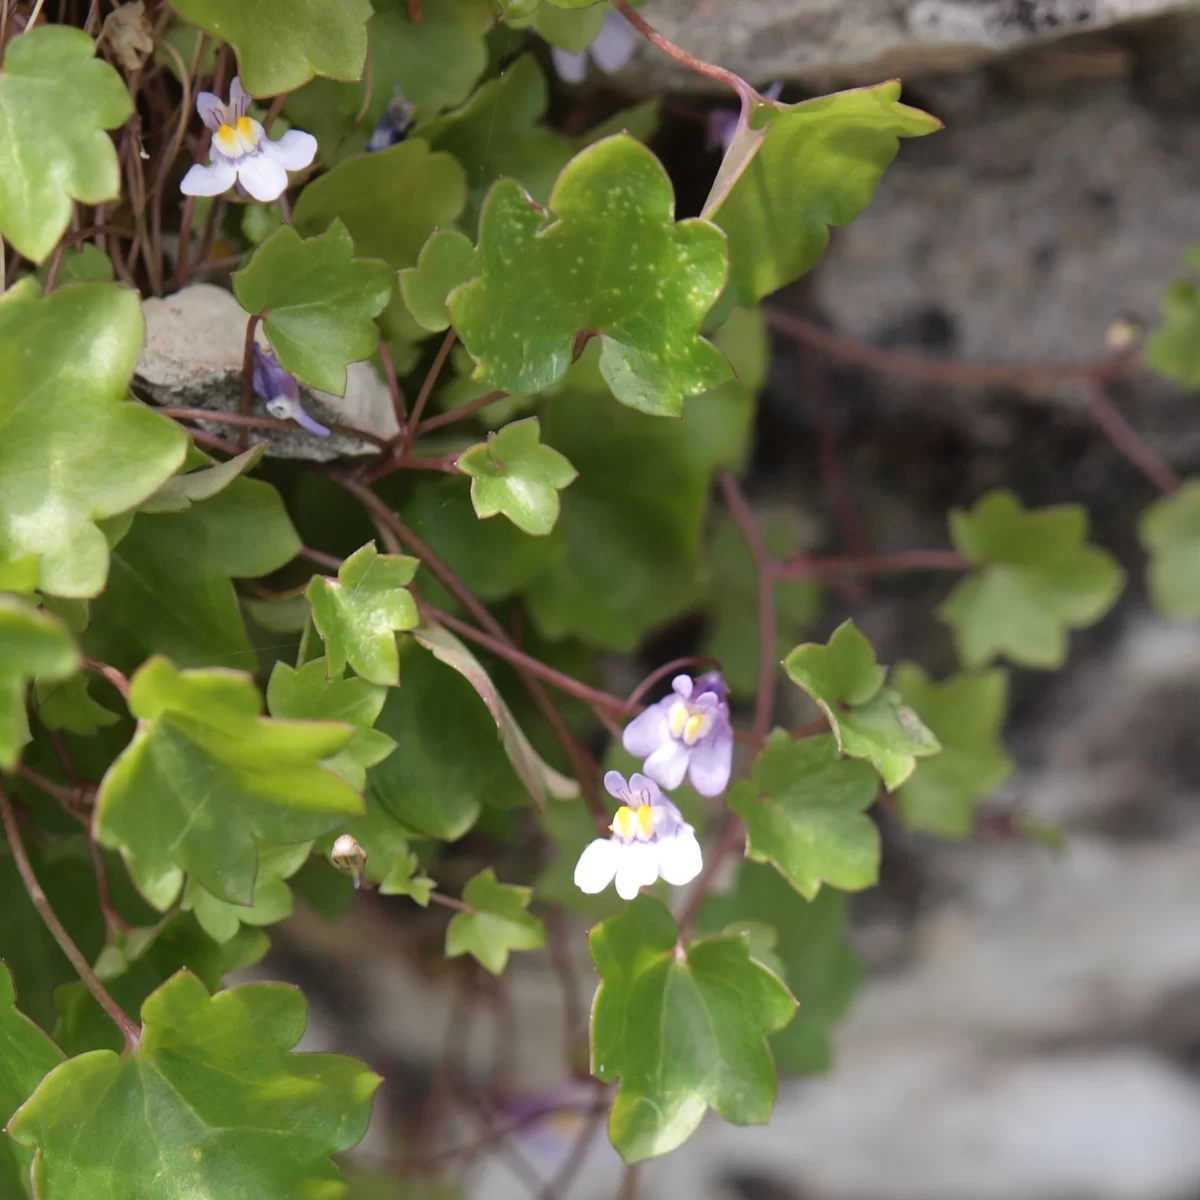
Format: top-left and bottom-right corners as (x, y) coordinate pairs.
(251, 345), (330, 437)
(706, 81), (784, 153)
(366, 86), (415, 153)
(181, 76), (317, 202)
(623, 672), (733, 796)
(574, 772), (702, 900)
(550, 11), (637, 84)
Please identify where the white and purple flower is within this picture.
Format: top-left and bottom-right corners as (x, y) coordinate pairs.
(622, 672), (734, 797)
(573, 772), (703, 900)
(181, 77), (317, 203)
(251, 345), (330, 437)
(550, 11), (637, 84)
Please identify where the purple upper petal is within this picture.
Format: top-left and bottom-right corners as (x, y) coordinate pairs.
(196, 90), (225, 132)
(590, 11), (637, 75)
(628, 774), (666, 806)
(671, 674), (693, 698)
(551, 46), (589, 85)
(693, 671), (727, 704)
(603, 770), (629, 802)
(251, 344), (299, 404)
(229, 76), (251, 119)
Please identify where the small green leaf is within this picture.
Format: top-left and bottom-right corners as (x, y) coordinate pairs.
(169, 0), (372, 95)
(399, 230), (480, 332)
(0, 27), (132, 262)
(368, 641), (527, 838)
(53, 913), (268, 1057)
(306, 542), (419, 687)
(233, 221), (394, 395)
(0, 556), (39, 596)
(10, 972), (380, 1197)
(698, 862), (862, 1076)
(729, 732), (880, 898)
(456, 417), (577, 536)
(32, 674), (118, 737)
(450, 134), (731, 416)
(422, 54), (576, 231)
(939, 490), (1124, 669)
(138, 444), (265, 515)
(708, 81), (941, 305)
(533, 2), (608, 48)
(411, 621), (580, 805)
(86, 477), (301, 672)
(181, 842), (312, 944)
(590, 896), (797, 1163)
(322, 792), (434, 901)
(0, 598), (79, 769)
(445, 868), (546, 974)
(93, 656), (363, 910)
(1140, 481), (1200, 618)
(267, 658), (396, 791)
(892, 664), (1013, 838)
(0, 281), (188, 598)
(1147, 253), (1200, 387)
(783, 620), (940, 789)
(36, 244), (114, 290)
(0, 963), (64, 1198)
(294, 140), (467, 269)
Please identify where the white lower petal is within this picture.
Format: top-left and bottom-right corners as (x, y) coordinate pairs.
(551, 47), (589, 84)
(656, 829), (703, 887)
(574, 838), (619, 894)
(235, 154), (290, 202)
(644, 739), (690, 791)
(614, 841), (660, 900)
(265, 129), (318, 172)
(180, 160), (238, 197)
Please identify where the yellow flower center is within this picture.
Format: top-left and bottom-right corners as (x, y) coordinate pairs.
(214, 116), (257, 157)
(611, 804), (655, 842)
(668, 699), (712, 747)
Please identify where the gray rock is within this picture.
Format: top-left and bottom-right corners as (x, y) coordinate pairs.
(635, 0), (1199, 87)
(136, 283), (399, 461)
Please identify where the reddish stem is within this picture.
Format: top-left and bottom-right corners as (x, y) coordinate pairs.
(378, 340), (407, 429)
(626, 656), (720, 708)
(403, 329), (458, 457)
(775, 549), (968, 580)
(1077, 378), (1181, 494)
(159, 405), (393, 452)
(0, 785), (141, 1053)
(82, 657), (131, 703)
(417, 390), (508, 435)
(428, 890), (475, 915)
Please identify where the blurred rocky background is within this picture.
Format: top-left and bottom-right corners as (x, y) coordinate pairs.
(256, 4), (1200, 1198)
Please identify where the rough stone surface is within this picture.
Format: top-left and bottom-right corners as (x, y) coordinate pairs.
(136, 283), (399, 460)
(635, 0), (1199, 87)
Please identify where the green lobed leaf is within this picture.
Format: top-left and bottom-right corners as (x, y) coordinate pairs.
(169, 0), (372, 95)
(233, 221), (394, 395)
(138, 444), (265, 515)
(533, 2), (608, 49)
(267, 658), (397, 792)
(589, 896), (797, 1163)
(1140, 481), (1200, 618)
(306, 542), (420, 687)
(93, 656), (363, 910)
(0, 27), (132, 262)
(526, 350), (753, 650)
(421, 54), (576, 232)
(32, 674), (118, 737)
(0, 556), (40, 596)
(698, 862), (863, 1075)
(294, 139), (467, 270)
(399, 230), (481, 333)
(0, 281), (188, 597)
(708, 81), (941, 305)
(411, 622), (580, 805)
(450, 134), (732, 416)
(0, 963), (64, 1198)
(368, 641), (527, 838)
(86, 477), (302, 672)
(1147, 251), (1200, 388)
(54, 913), (269, 1057)
(892, 664), (1013, 838)
(36, 244), (114, 290)
(783, 620), (940, 789)
(0, 598), (79, 769)
(445, 868), (546, 974)
(939, 490), (1125, 669)
(456, 417), (577, 536)
(10, 971), (380, 1198)
(729, 732), (880, 898)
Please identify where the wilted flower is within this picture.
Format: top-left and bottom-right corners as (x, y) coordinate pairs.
(706, 81), (784, 153)
(330, 834), (368, 888)
(251, 345), (330, 437)
(181, 76), (317, 202)
(574, 771), (702, 900)
(550, 11), (637, 84)
(366, 86), (416, 153)
(622, 672), (733, 796)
